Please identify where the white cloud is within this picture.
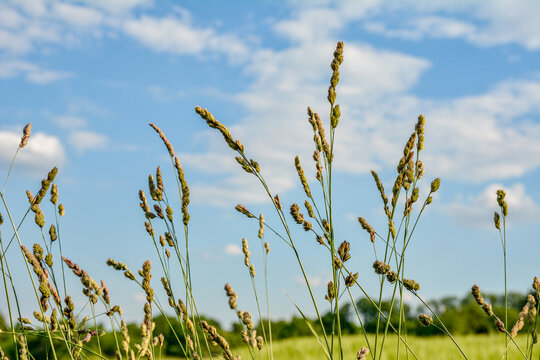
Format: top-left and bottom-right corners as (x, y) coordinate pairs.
(0, 129), (66, 176)
(362, 1), (540, 50)
(52, 3), (104, 27)
(422, 79), (540, 182)
(53, 116), (87, 130)
(224, 243), (242, 256)
(443, 183), (540, 228)
(69, 130), (109, 152)
(0, 60), (72, 84)
(122, 15), (248, 62)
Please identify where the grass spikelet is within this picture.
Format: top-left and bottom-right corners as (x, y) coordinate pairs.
(345, 272), (358, 287)
(337, 241), (351, 262)
(236, 204), (254, 218)
(273, 194), (282, 210)
(418, 313), (433, 327)
(224, 283), (238, 309)
(19, 123), (31, 148)
(373, 260), (391, 275)
(264, 242), (270, 253)
(325, 281), (335, 302)
(304, 200), (314, 218)
(416, 114), (426, 151)
(258, 214), (265, 239)
(371, 170), (388, 206)
(356, 347), (369, 360)
(295, 156), (311, 198)
(50, 183), (58, 204)
(494, 212), (501, 229)
(510, 294), (536, 338)
(18, 334), (28, 360)
(201, 320), (236, 360)
(174, 156), (191, 225)
(195, 106), (243, 153)
(49, 224), (57, 241)
(58, 203), (65, 216)
(149, 123), (175, 157)
(242, 238), (251, 267)
(328, 41), (344, 128)
(494, 318), (506, 333)
(403, 278), (421, 291)
(290, 203), (304, 224)
(358, 217), (376, 243)
(386, 271), (398, 284)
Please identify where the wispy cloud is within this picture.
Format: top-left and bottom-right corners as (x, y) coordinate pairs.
(69, 130), (109, 152)
(0, 60), (72, 84)
(224, 243), (242, 256)
(52, 115), (87, 130)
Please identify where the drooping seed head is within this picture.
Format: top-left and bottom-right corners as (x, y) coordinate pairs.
(403, 278), (420, 292)
(235, 204), (254, 218)
(373, 260), (391, 275)
(149, 123), (174, 157)
(345, 272), (358, 287)
(356, 347), (369, 360)
(494, 318), (506, 333)
(338, 241), (351, 262)
(386, 271), (398, 284)
(418, 313), (433, 326)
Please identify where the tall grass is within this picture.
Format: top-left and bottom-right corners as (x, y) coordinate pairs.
(0, 41), (538, 360)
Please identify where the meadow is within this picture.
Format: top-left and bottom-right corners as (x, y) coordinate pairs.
(0, 42), (538, 360)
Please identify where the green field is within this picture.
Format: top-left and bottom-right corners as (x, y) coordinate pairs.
(216, 334), (538, 360)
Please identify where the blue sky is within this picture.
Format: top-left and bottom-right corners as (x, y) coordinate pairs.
(1, 0), (540, 327)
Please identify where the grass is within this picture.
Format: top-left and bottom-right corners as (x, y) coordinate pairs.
(230, 334), (540, 360)
(0, 41), (539, 360)
(139, 335), (540, 360)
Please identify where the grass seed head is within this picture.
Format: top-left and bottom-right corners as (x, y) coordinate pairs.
(274, 194), (282, 210)
(357, 347), (369, 360)
(258, 214), (265, 239)
(49, 224), (57, 241)
(149, 123), (174, 157)
(403, 278), (420, 292)
(224, 283), (238, 309)
(373, 260), (391, 275)
(19, 123), (31, 148)
(290, 203), (304, 225)
(325, 281), (335, 302)
(295, 156), (311, 198)
(345, 272), (358, 287)
(386, 271), (398, 284)
(338, 241), (351, 262)
(494, 212), (501, 230)
(50, 183), (58, 204)
(418, 313), (433, 326)
(235, 204), (254, 218)
(494, 318), (506, 333)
